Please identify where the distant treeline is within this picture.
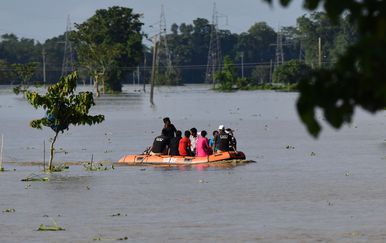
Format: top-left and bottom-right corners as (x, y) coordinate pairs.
(0, 11), (356, 85)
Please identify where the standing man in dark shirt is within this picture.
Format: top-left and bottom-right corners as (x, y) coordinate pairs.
(216, 125), (232, 152)
(163, 117), (177, 140)
(169, 130), (182, 155)
(226, 128), (237, 150)
(150, 128), (170, 155)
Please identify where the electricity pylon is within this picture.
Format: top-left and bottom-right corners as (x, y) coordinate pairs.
(275, 28), (284, 67)
(155, 5), (177, 85)
(61, 15), (75, 77)
(205, 2), (222, 87)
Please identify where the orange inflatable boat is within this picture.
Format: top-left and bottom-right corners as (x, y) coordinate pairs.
(118, 151), (246, 165)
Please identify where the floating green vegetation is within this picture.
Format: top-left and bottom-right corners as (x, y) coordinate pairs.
(83, 162), (114, 171)
(49, 164), (70, 172)
(239, 83), (298, 92)
(21, 174), (49, 182)
(37, 224), (65, 231)
(37, 218), (65, 231)
(2, 208), (15, 213)
(0, 168), (15, 172)
(110, 212), (127, 217)
(93, 235), (128, 241)
(117, 237), (129, 241)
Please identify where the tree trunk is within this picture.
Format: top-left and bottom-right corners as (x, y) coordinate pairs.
(100, 69), (106, 95)
(102, 77), (105, 95)
(94, 76), (100, 97)
(49, 131), (59, 171)
(150, 38), (158, 105)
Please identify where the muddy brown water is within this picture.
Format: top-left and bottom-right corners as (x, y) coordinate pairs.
(1, 85), (386, 242)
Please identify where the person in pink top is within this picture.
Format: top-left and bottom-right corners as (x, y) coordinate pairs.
(196, 130), (213, 157)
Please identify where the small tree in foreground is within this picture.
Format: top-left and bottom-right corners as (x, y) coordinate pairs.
(25, 71), (105, 171)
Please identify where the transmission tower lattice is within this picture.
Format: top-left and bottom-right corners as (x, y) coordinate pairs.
(205, 2), (222, 86)
(61, 15), (75, 77)
(275, 27), (285, 67)
(155, 5), (175, 84)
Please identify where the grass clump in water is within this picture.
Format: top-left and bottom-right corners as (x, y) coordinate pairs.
(21, 174), (49, 182)
(37, 218), (65, 231)
(49, 164), (69, 172)
(2, 208), (16, 213)
(83, 162), (114, 171)
(37, 224), (65, 231)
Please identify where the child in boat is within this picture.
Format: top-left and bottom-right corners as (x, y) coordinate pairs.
(196, 130), (213, 156)
(209, 130), (219, 152)
(189, 127), (198, 155)
(179, 130), (192, 156)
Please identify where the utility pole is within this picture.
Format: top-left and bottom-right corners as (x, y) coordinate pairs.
(205, 2), (222, 88)
(240, 52), (244, 79)
(318, 37), (322, 68)
(0, 134), (3, 170)
(269, 59), (273, 83)
(143, 55), (147, 93)
(150, 36), (158, 105)
(137, 66), (140, 87)
(42, 46), (46, 86)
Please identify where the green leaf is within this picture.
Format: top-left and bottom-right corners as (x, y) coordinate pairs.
(279, 0), (292, 7)
(304, 0), (322, 10)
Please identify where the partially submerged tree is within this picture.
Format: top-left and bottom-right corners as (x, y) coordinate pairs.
(25, 72), (104, 171)
(12, 62), (38, 94)
(214, 56), (237, 91)
(272, 60), (312, 84)
(73, 6), (144, 93)
(265, 0), (386, 137)
(74, 41), (120, 96)
(0, 59), (13, 85)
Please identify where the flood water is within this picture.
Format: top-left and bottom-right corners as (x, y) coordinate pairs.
(1, 84), (386, 242)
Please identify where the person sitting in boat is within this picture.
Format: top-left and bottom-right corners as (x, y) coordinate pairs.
(179, 130), (192, 156)
(189, 127), (198, 155)
(163, 117), (177, 140)
(168, 130), (182, 156)
(150, 128), (170, 155)
(226, 128), (237, 151)
(209, 130), (219, 152)
(217, 125), (232, 152)
(196, 130), (213, 156)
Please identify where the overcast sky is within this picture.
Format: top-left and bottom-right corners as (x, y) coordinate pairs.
(0, 0), (308, 43)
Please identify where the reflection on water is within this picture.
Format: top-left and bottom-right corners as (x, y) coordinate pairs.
(142, 162), (250, 172)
